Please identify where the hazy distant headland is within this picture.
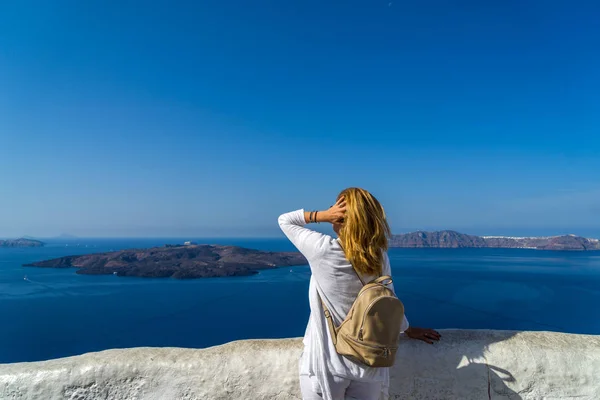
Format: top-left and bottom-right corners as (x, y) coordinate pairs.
(0, 238), (45, 248)
(390, 231), (600, 251)
(24, 244), (307, 278)
(55, 233), (78, 239)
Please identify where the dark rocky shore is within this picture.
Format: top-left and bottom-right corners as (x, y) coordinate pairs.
(24, 244), (307, 279)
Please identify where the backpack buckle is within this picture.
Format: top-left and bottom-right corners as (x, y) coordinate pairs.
(324, 309), (331, 318)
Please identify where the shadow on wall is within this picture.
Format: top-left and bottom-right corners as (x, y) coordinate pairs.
(391, 330), (522, 399)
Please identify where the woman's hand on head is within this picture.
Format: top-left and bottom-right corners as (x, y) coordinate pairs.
(405, 326), (441, 344)
(325, 196), (346, 224)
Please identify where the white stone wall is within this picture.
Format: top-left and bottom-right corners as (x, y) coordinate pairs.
(1, 330), (599, 399)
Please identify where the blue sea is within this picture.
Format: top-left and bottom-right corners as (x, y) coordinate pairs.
(1, 238), (600, 364)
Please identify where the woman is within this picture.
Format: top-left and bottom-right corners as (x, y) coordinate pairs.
(278, 187), (440, 400)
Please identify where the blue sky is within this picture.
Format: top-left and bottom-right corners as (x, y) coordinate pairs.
(1, 1), (599, 238)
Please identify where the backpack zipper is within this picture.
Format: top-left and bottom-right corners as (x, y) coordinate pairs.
(352, 285), (382, 341)
(345, 283), (394, 341)
(332, 286), (382, 335)
(343, 334), (397, 358)
(358, 295), (400, 341)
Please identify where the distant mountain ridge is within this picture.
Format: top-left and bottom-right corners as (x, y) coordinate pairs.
(390, 231), (600, 251)
(0, 238), (45, 248)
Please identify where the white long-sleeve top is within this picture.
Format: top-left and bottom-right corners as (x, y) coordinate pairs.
(278, 209), (409, 400)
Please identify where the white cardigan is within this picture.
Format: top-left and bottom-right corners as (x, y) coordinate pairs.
(278, 210), (409, 400)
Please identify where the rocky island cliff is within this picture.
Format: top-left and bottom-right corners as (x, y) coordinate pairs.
(390, 230), (600, 251)
(0, 238), (45, 248)
(24, 245), (307, 278)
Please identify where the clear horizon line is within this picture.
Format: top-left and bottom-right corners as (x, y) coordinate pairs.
(5, 229), (599, 241)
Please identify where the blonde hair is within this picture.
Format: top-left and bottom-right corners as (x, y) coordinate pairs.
(338, 187), (391, 275)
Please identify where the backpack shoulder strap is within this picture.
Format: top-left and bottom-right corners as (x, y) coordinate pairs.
(320, 241), (384, 344)
(337, 240), (367, 285)
(338, 239), (383, 286)
(319, 295), (338, 345)
(319, 262), (368, 346)
(372, 275), (393, 285)
(350, 264), (366, 286)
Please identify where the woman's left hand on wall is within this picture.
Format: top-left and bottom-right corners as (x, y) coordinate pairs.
(405, 327), (441, 344)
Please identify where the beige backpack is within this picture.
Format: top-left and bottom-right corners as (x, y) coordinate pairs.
(320, 268), (405, 368)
